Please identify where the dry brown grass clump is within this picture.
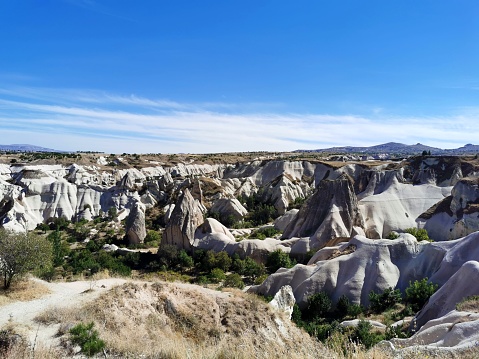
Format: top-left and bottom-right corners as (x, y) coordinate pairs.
(456, 295), (479, 313)
(0, 279), (50, 307)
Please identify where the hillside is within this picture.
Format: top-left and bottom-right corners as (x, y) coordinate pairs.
(299, 142), (479, 156)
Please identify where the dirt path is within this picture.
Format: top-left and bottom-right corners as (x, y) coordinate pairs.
(0, 278), (128, 348)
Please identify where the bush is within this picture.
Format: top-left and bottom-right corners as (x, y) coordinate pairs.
(304, 321), (342, 342)
(214, 251), (232, 272)
(350, 320), (384, 349)
(254, 274), (269, 285)
(48, 230), (70, 267)
(36, 222), (50, 232)
(144, 230), (162, 246)
(266, 249), (295, 272)
(347, 303), (364, 318)
(306, 292), (332, 320)
(177, 250), (194, 271)
(223, 273), (245, 289)
(386, 231), (399, 239)
(69, 322), (105, 357)
(157, 244), (179, 269)
(242, 257), (266, 281)
(291, 303), (303, 325)
(385, 324), (410, 340)
(46, 216), (71, 231)
(208, 268), (226, 283)
(249, 204), (278, 226)
(405, 278), (438, 312)
(97, 252), (131, 276)
(404, 228), (432, 242)
(248, 227), (281, 240)
(208, 211), (238, 228)
(369, 287), (402, 313)
(335, 295), (350, 318)
(232, 256), (266, 281)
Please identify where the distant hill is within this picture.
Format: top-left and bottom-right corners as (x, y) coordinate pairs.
(0, 144), (63, 152)
(298, 142), (479, 156)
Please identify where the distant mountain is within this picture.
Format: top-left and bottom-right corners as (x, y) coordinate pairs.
(0, 144), (63, 152)
(298, 142), (479, 156)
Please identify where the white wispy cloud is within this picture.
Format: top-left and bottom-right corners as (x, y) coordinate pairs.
(0, 86), (478, 153)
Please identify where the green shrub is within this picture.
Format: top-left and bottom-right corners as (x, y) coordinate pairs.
(304, 321), (342, 342)
(208, 268), (226, 283)
(385, 324), (410, 340)
(144, 230), (162, 245)
(266, 249), (295, 272)
(291, 304), (303, 325)
(69, 322), (105, 357)
(214, 251), (232, 272)
(36, 222), (50, 232)
(242, 258), (266, 281)
(347, 303), (364, 318)
(386, 231), (399, 239)
(369, 287), (402, 313)
(108, 207), (118, 219)
(48, 216), (71, 231)
(231, 256), (266, 281)
(335, 295), (350, 318)
(306, 292), (332, 320)
(97, 252), (131, 276)
(249, 204), (278, 226)
(254, 274), (269, 285)
(157, 244), (179, 269)
(350, 320), (384, 349)
(178, 250), (194, 271)
(48, 230), (70, 267)
(290, 196), (306, 209)
(404, 228), (432, 242)
(248, 227), (281, 240)
(405, 278), (438, 312)
(223, 273), (245, 289)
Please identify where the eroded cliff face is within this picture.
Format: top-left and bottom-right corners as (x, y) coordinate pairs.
(0, 156), (477, 248)
(419, 177), (479, 241)
(282, 174), (364, 250)
(250, 232), (479, 309)
(163, 189), (206, 250)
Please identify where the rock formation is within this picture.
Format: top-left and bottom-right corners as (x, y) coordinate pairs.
(269, 285), (296, 319)
(209, 198), (247, 222)
(193, 217), (299, 262)
(163, 189), (206, 250)
(419, 177), (479, 241)
(125, 201), (147, 245)
(250, 231), (479, 309)
(282, 174), (364, 250)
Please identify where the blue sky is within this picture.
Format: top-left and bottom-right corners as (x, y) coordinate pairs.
(1, 0), (478, 153)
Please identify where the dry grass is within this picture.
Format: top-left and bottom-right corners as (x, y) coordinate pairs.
(31, 281), (333, 358)
(17, 279), (479, 359)
(0, 279), (50, 307)
(456, 295), (479, 313)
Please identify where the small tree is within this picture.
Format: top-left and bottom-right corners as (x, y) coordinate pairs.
(0, 230), (53, 289)
(69, 322), (105, 357)
(405, 278), (438, 312)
